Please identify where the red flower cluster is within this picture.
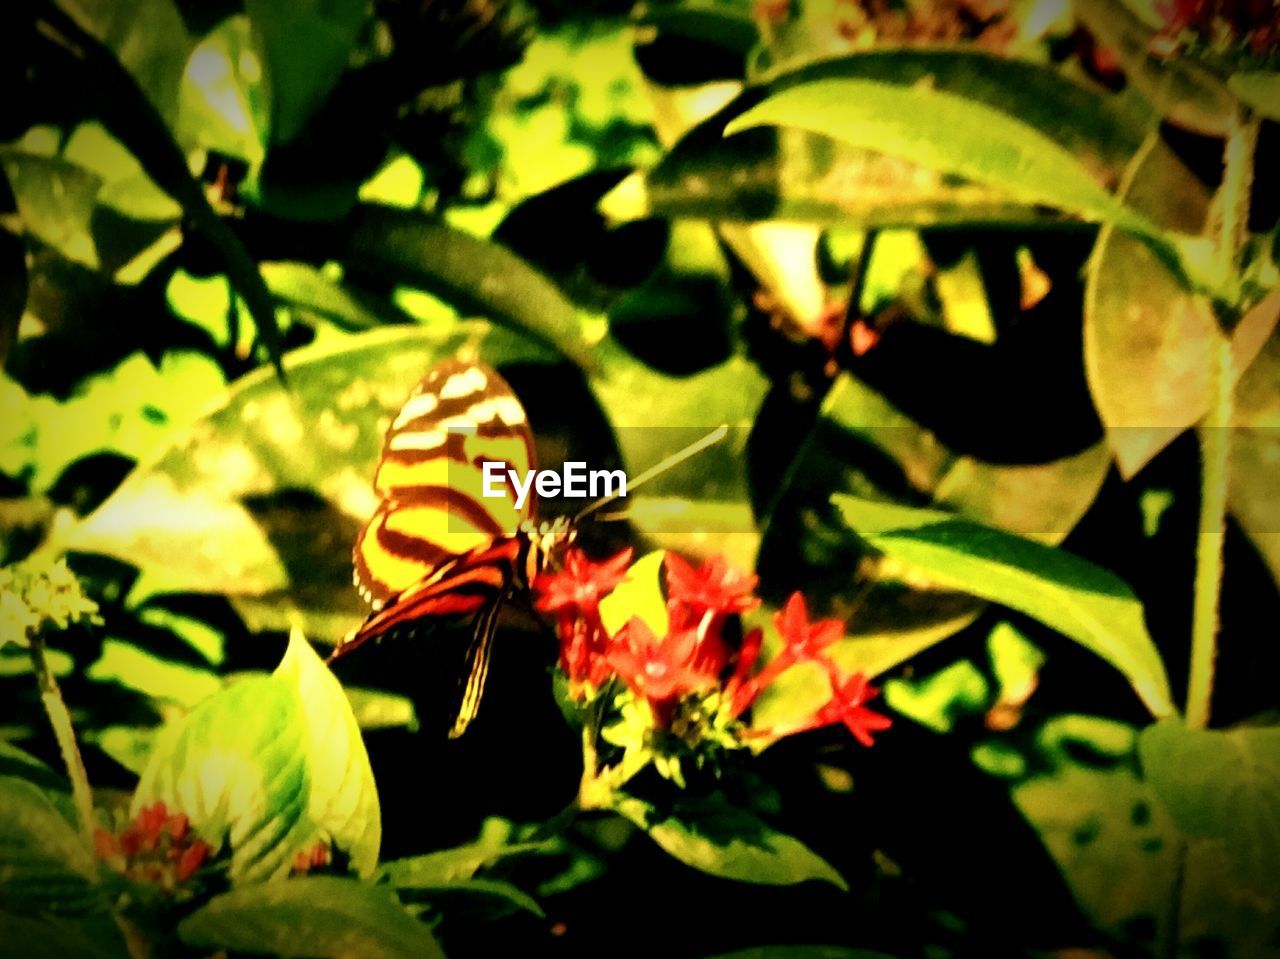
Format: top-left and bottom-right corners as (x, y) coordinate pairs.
(94, 801), (212, 891)
(533, 549), (891, 748)
(292, 840), (332, 876)
(1153, 0), (1279, 56)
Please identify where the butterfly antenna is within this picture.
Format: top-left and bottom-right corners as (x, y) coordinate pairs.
(575, 424), (729, 522)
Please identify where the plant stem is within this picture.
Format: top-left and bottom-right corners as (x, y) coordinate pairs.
(1185, 108), (1253, 731)
(1187, 337), (1233, 731)
(1213, 114), (1259, 289)
(29, 636), (96, 844)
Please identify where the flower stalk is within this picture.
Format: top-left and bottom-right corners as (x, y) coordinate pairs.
(30, 634), (96, 845)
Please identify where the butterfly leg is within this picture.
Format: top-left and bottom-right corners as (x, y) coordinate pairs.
(448, 582), (510, 739)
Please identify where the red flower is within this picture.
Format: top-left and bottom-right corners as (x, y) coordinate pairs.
(96, 802), (212, 891)
(774, 592), (843, 660)
(292, 841), (331, 876)
(534, 547), (633, 618)
(606, 618), (714, 705)
(726, 628), (764, 718)
(816, 672), (893, 746)
(743, 592), (846, 698)
(664, 553), (759, 618)
(174, 841), (211, 882)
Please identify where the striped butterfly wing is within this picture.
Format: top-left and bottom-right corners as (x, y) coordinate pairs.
(335, 360), (537, 735)
(353, 358), (536, 608)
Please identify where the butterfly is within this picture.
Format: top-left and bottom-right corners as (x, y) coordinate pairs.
(329, 357), (575, 738)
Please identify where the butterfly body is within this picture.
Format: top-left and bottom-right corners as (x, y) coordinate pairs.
(333, 358), (573, 737)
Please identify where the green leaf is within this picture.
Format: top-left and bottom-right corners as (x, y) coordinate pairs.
(132, 631), (381, 881)
(246, 0), (367, 145)
(1229, 71), (1280, 122)
(831, 494), (1175, 718)
(273, 629), (381, 875)
(178, 877), (444, 959)
(599, 550), (669, 638)
(1011, 726), (1181, 943)
(176, 16), (270, 170)
(614, 794), (847, 890)
(393, 877), (544, 917)
(262, 262), (389, 331)
(725, 79), (1160, 241)
(0, 150), (102, 269)
(343, 206), (599, 371)
(55, 0), (194, 123)
(1084, 133), (1223, 477)
(378, 820), (550, 888)
(62, 121), (181, 223)
(612, 49), (1147, 229)
(1139, 719), (1280, 893)
(0, 776), (101, 917)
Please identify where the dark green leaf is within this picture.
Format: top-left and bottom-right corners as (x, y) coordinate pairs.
(1139, 719), (1280, 893)
(245, 0), (367, 145)
(613, 795), (847, 890)
(55, 0), (193, 122)
(636, 3), (759, 59)
(178, 877), (444, 959)
(0, 912), (130, 959)
(831, 494), (1175, 718)
(0, 776), (101, 917)
(0, 742), (66, 796)
(344, 206), (599, 371)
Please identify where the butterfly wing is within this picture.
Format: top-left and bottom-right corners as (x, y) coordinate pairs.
(353, 358), (537, 607)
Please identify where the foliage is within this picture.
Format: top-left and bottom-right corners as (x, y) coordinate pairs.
(1, 0), (1277, 957)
